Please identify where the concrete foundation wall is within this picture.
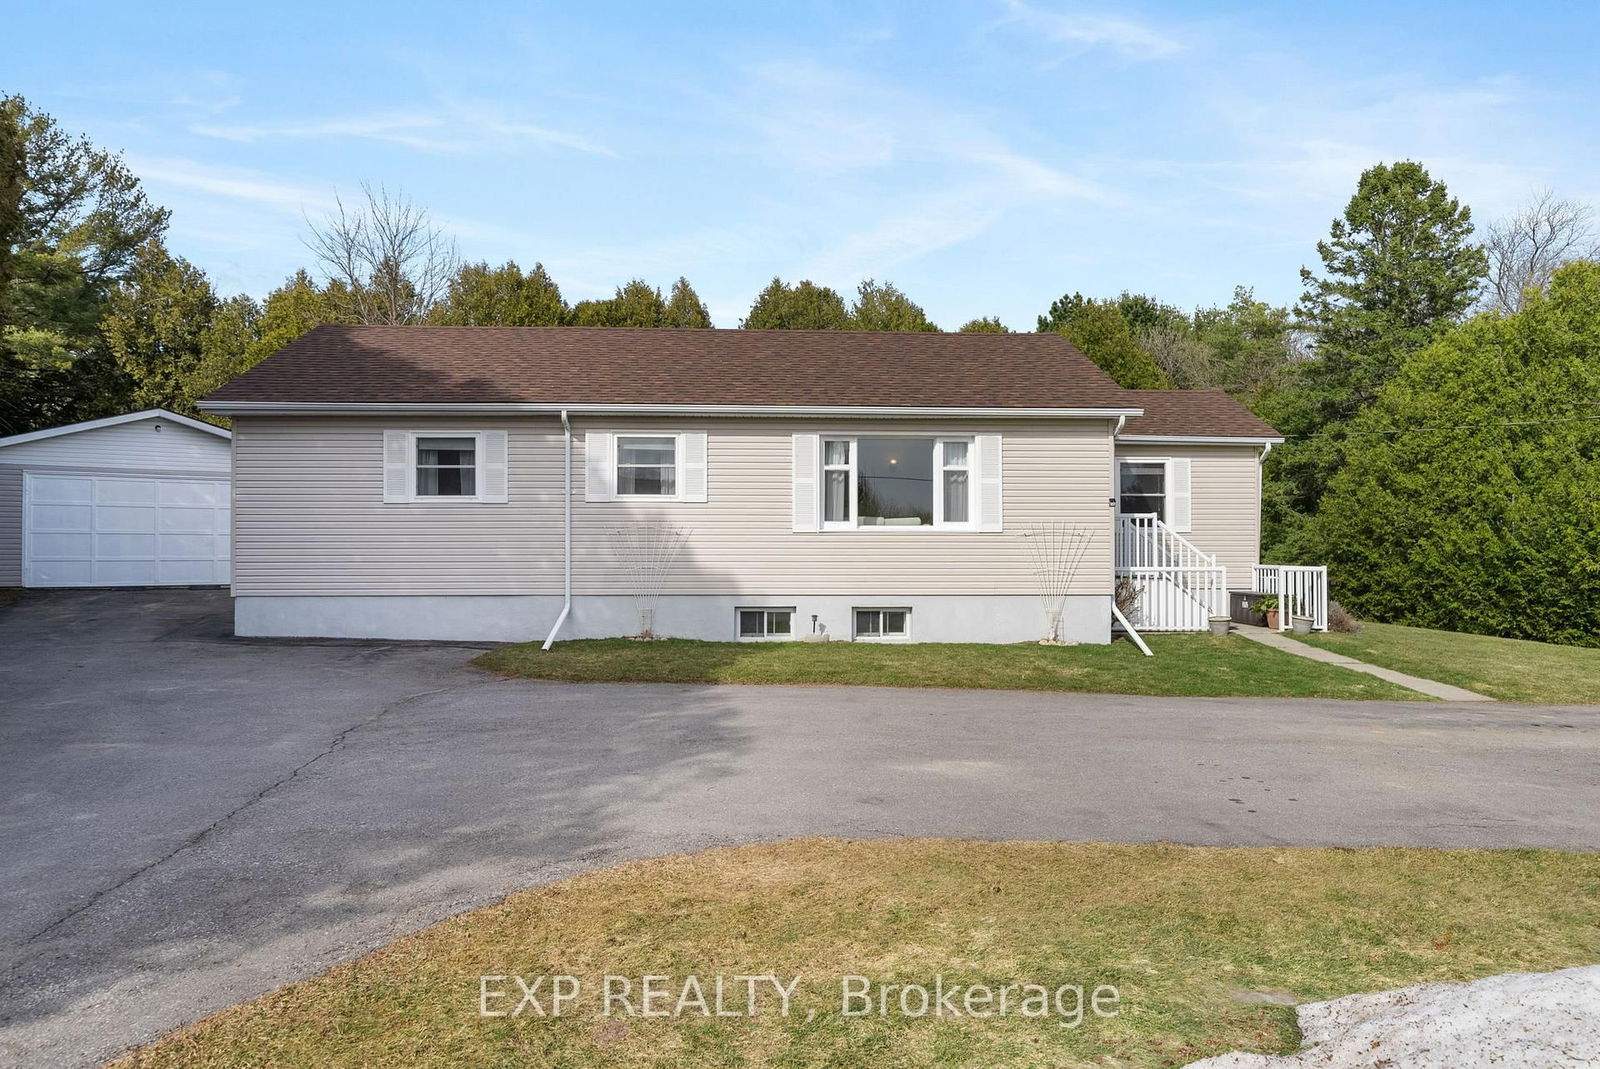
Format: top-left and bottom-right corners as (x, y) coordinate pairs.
(235, 593), (1111, 644)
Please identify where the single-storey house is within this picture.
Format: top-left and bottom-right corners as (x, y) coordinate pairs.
(0, 410), (232, 588)
(200, 325), (1324, 643)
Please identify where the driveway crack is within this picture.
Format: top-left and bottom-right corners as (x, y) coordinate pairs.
(4, 683), (459, 964)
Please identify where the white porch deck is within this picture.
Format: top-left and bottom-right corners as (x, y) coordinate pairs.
(1115, 514), (1327, 633)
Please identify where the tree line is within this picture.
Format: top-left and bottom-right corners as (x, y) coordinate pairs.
(4, 92), (1598, 643)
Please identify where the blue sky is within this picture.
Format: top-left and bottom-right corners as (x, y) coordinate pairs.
(11, 1), (1599, 327)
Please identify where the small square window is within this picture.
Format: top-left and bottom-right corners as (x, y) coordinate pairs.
(416, 436), (478, 497)
(854, 607), (910, 640)
(737, 607), (795, 639)
(617, 435), (678, 496)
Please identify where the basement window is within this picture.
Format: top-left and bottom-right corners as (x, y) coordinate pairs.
(854, 607), (910, 640)
(737, 607), (794, 640)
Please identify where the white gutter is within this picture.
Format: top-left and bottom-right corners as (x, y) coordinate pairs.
(198, 400), (1145, 420)
(541, 409), (573, 650)
(1116, 434), (1284, 445)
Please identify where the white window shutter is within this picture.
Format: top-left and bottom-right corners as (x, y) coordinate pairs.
(791, 433), (820, 532)
(383, 431), (411, 502)
(585, 431), (616, 502)
(1169, 457), (1192, 532)
(976, 434), (1003, 531)
(680, 432), (708, 502)
(481, 431), (509, 503)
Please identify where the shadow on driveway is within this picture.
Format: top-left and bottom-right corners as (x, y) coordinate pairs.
(3, 589), (1598, 1069)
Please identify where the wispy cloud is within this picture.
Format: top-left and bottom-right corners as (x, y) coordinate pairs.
(124, 156), (334, 215)
(191, 105), (618, 158)
(723, 58), (1113, 281)
(996, 0), (1186, 61)
(191, 112), (463, 153)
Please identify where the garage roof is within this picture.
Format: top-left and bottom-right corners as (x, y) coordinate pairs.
(0, 409), (230, 448)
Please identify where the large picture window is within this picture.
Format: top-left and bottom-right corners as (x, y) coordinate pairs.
(821, 437), (974, 529)
(1118, 460), (1167, 521)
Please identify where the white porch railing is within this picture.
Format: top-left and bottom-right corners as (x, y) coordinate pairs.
(1116, 513), (1216, 571)
(1115, 515), (1225, 631)
(1252, 564), (1328, 631)
(1120, 565), (1226, 631)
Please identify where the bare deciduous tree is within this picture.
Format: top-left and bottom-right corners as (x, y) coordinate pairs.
(305, 183), (458, 324)
(1484, 188), (1599, 314)
(1138, 324), (1218, 389)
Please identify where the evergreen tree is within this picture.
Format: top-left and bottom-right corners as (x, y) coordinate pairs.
(431, 260), (566, 325)
(0, 94), (168, 433)
(849, 278), (938, 331)
(1303, 261), (1600, 645)
(663, 276), (712, 328)
(1036, 292), (1173, 388)
(184, 293), (262, 417)
(1190, 287), (1299, 398)
(252, 269), (345, 357)
(102, 240), (218, 414)
(569, 278), (667, 327)
(1266, 161), (1489, 554)
(1055, 302), (1173, 389)
(1112, 292), (1189, 335)
(1296, 160), (1487, 420)
(741, 277), (851, 330)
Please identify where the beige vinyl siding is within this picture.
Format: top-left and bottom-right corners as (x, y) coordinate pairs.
(1116, 442), (1263, 590)
(232, 417), (563, 596)
(0, 466), (21, 586)
(232, 416), (1117, 598)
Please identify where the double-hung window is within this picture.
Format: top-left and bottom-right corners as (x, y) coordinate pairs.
(383, 429), (506, 504)
(416, 435), (479, 497)
(820, 437), (975, 529)
(616, 435), (678, 496)
(1117, 461), (1167, 521)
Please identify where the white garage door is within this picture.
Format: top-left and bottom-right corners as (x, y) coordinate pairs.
(24, 473), (230, 587)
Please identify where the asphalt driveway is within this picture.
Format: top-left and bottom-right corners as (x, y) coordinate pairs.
(2, 589), (1597, 1069)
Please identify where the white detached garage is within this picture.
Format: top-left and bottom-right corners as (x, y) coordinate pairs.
(0, 410), (232, 588)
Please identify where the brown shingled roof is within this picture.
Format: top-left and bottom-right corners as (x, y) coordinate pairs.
(202, 326), (1281, 438)
(1118, 389), (1281, 439)
(204, 325), (1134, 410)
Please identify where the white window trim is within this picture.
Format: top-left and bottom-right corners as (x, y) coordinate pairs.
(853, 606), (912, 641)
(818, 434), (977, 532)
(735, 606), (797, 641)
(409, 430), (487, 503)
(614, 432), (687, 501)
(1116, 457), (1169, 523)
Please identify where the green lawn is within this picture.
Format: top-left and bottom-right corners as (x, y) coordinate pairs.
(1295, 621), (1600, 704)
(473, 634), (1426, 700)
(112, 839), (1600, 1069)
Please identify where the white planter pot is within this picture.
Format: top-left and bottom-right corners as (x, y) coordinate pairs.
(1291, 615), (1313, 635)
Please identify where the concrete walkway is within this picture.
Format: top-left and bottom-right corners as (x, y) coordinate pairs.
(1234, 625), (1495, 702)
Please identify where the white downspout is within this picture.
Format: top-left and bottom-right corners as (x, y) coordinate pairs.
(541, 409), (573, 650)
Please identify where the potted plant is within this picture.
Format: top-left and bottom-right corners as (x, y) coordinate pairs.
(1257, 595), (1280, 630)
(1291, 614), (1314, 635)
(1209, 615), (1231, 637)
